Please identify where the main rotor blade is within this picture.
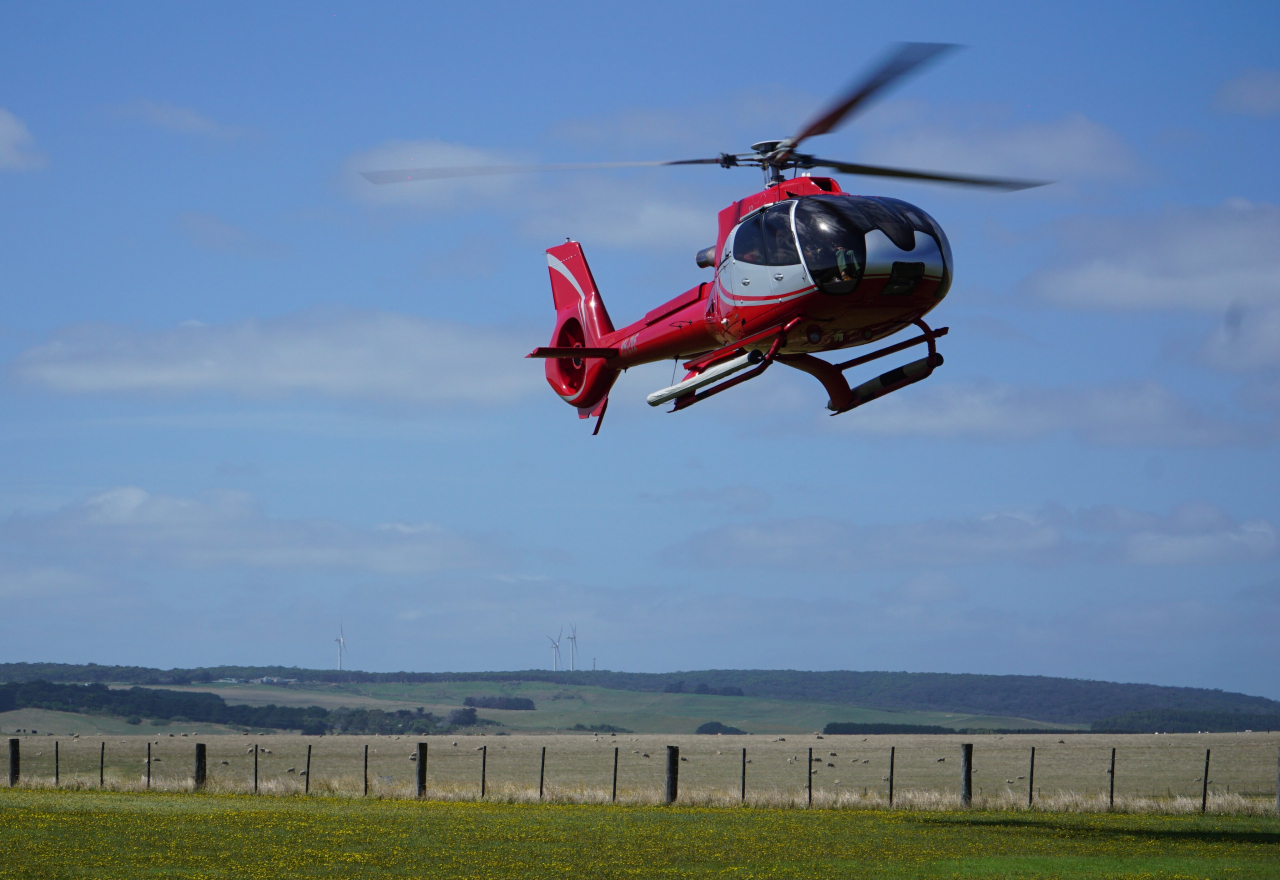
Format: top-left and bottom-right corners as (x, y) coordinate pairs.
(361, 158), (724, 184)
(786, 43), (957, 153)
(806, 158), (1049, 191)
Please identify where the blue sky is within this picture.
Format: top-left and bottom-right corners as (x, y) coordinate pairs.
(2, 1), (1279, 698)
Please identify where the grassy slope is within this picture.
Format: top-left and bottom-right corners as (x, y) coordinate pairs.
(0, 708), (241, 736)
(143, 680), (1078, 733)
(1, 790), (1277, 879)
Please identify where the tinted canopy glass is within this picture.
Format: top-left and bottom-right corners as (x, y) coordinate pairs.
(733, 202), (800, 267)
(794, 198), (868, 295)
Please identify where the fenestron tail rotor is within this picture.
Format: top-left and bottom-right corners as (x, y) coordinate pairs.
(361, 43), (1050, 193)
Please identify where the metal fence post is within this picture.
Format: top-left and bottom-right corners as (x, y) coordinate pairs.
(539, 746), (546, 800)
(99, 742), (105, 789)
(664, 746), (679, 804)
(1201, 749), (1210, 814)
(1109, 747), (1116, 808)
(416, 743), (427, 798)
(960, 743), (973, 807)
(254, 743), (259, 794)
(888, 746), (895, 807)
(480, 745), (487, 798)
(1028, 746), (1035, 807)
(363, 744), (368, 797)
(612, 747), (619, 803)
(304, 744), (311, 795)
(807, 747), (813, 807)
(741, 747), (747, 803)
(146, 742), (151, 790)
(7, 738), (17, 787)
(194, 743), (206, 791)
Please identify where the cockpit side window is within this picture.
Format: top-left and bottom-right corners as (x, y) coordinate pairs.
(762, 202), (800, 265)
(732, 215), (766, 265)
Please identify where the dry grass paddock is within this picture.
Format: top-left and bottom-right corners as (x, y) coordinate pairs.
(9, 730), (1279, 814)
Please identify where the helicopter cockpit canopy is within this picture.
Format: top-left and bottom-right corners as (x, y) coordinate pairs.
(793, 195), (951, 296)
(732, 202), (800, 266)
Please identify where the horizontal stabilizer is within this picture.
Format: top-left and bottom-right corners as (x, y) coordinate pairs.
(527, 347), (619, 359)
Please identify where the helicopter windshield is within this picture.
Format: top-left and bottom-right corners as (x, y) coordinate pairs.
(733, 202), (800, 266)
(793, 198), (868, 295)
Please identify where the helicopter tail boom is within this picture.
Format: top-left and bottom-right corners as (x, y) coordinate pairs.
(542, 242), (620, 418)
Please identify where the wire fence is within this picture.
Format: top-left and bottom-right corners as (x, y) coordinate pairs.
(6, 731), (1280, 815)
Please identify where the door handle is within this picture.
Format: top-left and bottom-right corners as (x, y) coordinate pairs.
(740, 278), (750, 286)
(773, 273), (785, 281)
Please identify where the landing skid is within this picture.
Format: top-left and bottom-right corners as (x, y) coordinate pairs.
(780, 319), (947, 414)
(663, 318), (946, 415)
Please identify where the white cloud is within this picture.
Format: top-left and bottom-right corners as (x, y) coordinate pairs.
(111, 100), (243, 138)
(11, 309), (544, 405)
(1, 486), (491, 575)
(859, 109), (1138, 183)
(0, 108), (47, 170)
(838, 379), (1257, 446)
(1028, 199), (1280, 311)
(177, 212), (289, 258)
(667, 502), (1278, 571)
(1215, 69), (1280, 117)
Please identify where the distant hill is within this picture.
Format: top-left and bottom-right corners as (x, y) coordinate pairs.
(3, 663), (1277, 726)
(1092, 710), (1280, 733)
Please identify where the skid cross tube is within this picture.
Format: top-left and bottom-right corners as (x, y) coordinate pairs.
(670, 319), (799, 412)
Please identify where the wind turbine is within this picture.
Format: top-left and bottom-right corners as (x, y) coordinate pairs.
(568, 625), (578, 672)
(547, 629), (562, 671)
(335, 625), (347, 671)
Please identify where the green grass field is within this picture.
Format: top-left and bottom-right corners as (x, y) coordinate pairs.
(1, 789), (1277, 879)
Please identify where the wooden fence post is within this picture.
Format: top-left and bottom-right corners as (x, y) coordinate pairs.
(363, 744), (368, 797)
(960, 743), (973, 807)
(254, 743), (259, 794)
(612, 747), (619, 803)
(146, 743), (151, 790)
(416, 743), (427, 798)
(807, 747), (813, 808)
(8, 738), (17, 787)
(480, 745), (487, 798)
(741, 748), (747, 803)
(664, 746), (679, 805)
(538, 746), (546, 800)
(1109, 748), (1116, 808)
(1028, 746), (1035, 807)
(304, 744), (312, 795)
(1201, 749), (1210, 814)
(99, 742), (105, 789)
(194, 743), (206, 791)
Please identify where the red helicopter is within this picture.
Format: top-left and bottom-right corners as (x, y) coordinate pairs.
(364, 44), (1045, 433)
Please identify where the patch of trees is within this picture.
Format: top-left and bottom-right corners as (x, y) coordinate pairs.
(1091, 710), (1280, 733)
(463, 696), (535, 710)
(0, 681), (494, 734)
(824, 722), (958, 735)
(7, 664), (1279, 727)
(696, 721), (746, 735)
(662, 681), (745, 696)
(571, 723), (632, 733)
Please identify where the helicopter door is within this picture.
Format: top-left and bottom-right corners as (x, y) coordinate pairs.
(728, 214), (775, 326)
(761, 201), (805, 300)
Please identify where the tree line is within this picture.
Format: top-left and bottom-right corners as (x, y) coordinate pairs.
(0, 681), (489, 735)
